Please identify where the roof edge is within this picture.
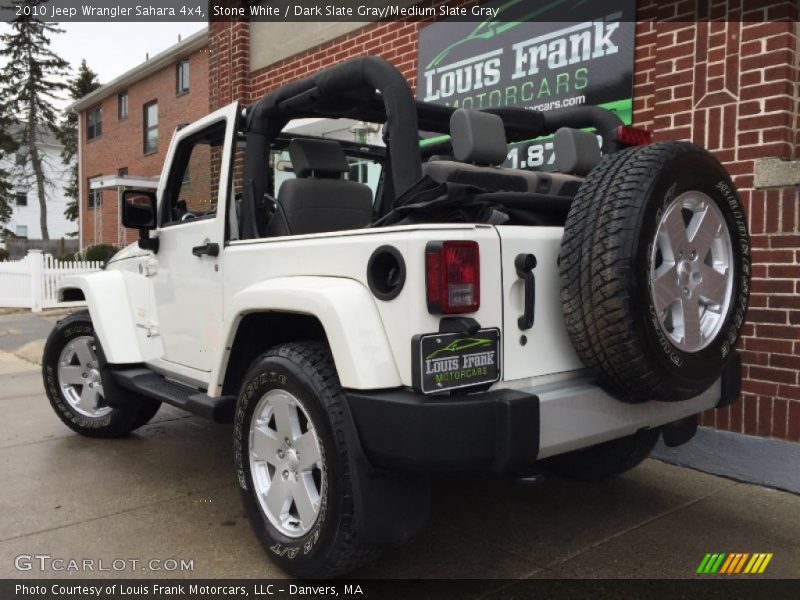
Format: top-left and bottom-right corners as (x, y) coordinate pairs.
(67, 27), (208, 113)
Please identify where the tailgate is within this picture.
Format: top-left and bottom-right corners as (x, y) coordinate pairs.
(497, 225), (582, 381)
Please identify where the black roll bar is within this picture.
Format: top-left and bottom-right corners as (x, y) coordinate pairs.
(239, 56), (625, 239)
(240, 57), (422, 239)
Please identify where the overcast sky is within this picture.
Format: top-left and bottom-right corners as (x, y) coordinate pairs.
(0, 21), (207, 108)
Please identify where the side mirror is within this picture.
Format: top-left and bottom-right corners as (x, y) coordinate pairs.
(121, 189), (159, 252)
(121, 189), (157, 229)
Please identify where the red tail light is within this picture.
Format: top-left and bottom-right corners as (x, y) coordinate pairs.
(616, 125), (653, 146)
(425, 241), (480, 314)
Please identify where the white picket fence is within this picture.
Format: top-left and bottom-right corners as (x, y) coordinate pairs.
(0, 250), (103, 312)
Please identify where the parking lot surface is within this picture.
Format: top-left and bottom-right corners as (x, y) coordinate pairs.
(0, 312), (798, 580)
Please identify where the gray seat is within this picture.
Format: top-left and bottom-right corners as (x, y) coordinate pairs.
(422, 108), (581, 196)
(553, 127), (602, 176)
(268, 138), (373, 236)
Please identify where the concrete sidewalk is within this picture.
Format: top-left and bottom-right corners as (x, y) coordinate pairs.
(0, 309), (74, 366)
(0, 323), (798, 579)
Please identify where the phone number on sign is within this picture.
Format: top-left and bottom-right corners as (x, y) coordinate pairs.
(505, 134), (602, 172)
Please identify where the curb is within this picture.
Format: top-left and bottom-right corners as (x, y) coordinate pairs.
(652, 426), (800, 496)
(14, 339), (45, 366)
(0, 307), (81, 317)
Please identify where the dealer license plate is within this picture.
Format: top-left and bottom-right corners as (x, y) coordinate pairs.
(412, 328), (501, 394)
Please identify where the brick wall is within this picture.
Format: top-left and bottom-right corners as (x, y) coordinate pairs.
(209, 19), (420, 106)
(209, 1), (800, 441)
(633, 0), (800, 440)
(80, 47), (209, 248)
(209, 19), (250, 111)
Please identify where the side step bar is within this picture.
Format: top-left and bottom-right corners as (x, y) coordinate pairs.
(110, 367), (235, 423)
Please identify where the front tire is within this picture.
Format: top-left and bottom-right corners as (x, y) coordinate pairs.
(234, 342), (378, 578)
(42, 311), (160, 438)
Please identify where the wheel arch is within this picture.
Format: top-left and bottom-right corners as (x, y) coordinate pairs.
(220, 312), (327, 396)
(60, 287), (86, 302)
(211, 276), (402, 396)
(57, 272), (145, 364)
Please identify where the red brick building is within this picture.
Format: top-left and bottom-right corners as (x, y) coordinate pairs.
(69, 29), (209, 249)
(209, 1), (799, 441)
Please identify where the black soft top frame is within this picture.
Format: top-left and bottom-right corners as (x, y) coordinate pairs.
(240, 56), (622, 239)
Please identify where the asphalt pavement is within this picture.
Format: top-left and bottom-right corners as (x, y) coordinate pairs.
(0, 312), (798, 581)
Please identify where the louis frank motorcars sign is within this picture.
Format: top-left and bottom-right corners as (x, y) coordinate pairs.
(417, 0), (635, 170)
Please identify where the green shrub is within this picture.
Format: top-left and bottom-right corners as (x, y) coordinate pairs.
(0, 248), (8, 262)
(84, 244), (118, 263)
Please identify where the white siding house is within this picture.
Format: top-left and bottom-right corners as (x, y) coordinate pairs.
(1, 123), (74, 240)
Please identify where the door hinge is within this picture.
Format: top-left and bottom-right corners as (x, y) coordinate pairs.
(139, 258), (158, 277)
(136, 323), (160, 338)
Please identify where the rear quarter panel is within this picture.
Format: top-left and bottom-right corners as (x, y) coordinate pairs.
(222, 224), (503, 388)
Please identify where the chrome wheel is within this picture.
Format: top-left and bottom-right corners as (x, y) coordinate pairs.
(649, 191), (734, 352)
(57, 336), (112, 418)
(249, 389), (324, 538)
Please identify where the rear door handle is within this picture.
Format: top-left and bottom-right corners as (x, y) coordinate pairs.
(192, 241), (219, 257)
(515, 253), (537, 330)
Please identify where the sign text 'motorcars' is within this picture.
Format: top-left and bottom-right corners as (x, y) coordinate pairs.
(416, 0), (635, 171)
(422, 16), (622, 104)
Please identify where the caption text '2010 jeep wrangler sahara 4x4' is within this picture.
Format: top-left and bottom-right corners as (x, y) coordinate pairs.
(43, 57), (749, 578)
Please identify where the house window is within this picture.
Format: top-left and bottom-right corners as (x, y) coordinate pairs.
(118, 92), (128, 120)
(348, 160), (369, 184)
(16, 225), (27, 238)
(176, 59), (190, 95)
(87, 106), (102, 140)
(143, 101), (158, 154)
(15, 191), (27, 206)
(88, 186), (102, 210)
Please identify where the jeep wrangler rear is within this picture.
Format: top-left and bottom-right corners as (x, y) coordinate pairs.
(43, 57), (749, 578)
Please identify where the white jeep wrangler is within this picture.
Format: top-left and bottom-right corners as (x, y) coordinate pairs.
(43, 57), (749, 578)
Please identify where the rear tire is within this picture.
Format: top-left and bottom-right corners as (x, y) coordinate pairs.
(542, 428), (661, 482)
(559, 142), (750, 402)
(234, 342), (379, 578)
(42, 311), (161, 438)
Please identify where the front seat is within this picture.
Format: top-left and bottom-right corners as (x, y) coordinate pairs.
(267, 138), (373, 236)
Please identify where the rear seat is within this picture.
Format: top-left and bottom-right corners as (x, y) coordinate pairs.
(422, 108), (596, 196)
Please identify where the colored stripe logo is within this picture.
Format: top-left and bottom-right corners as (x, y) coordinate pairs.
(697, 553), (773, 574)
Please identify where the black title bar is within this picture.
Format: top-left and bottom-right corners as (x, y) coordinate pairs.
(0, 0), (794, 23)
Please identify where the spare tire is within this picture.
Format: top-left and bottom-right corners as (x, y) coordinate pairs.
(559, 141), (750, 402)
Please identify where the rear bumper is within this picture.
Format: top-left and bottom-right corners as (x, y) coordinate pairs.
(344, 388), (539, 472)
(345, 353), (741, 472)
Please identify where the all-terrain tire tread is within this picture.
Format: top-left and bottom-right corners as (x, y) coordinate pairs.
(255, 342), (379, 578)
(560, 141), (745, 401)
(42, 310), (160, 437)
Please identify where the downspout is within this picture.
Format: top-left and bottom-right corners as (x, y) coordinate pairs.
(118, 186), (122, 247)
(77, 111), (83, 254)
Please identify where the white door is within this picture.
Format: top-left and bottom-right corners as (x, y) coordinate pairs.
(150, 103), (238, 373)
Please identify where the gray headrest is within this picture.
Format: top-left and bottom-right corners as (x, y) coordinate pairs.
(289, 138), (349, 178)
(553, 128), (602, 176)
(449, 109), (507, 166)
